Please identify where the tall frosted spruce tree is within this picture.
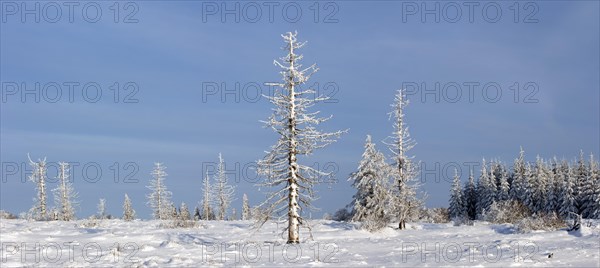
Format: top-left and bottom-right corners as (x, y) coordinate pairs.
(147, 163), (173, 220)
(257, 32), (345, 243)
(214, 153), (235, 220)
(52, 162), (78, 221)
(201, 171), (214, 220)
(509, 147), (527, 202)
(28, 154), (48, 220)
(385, 89), (422, 230)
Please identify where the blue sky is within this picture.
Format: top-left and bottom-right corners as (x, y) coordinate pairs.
(1, 1), (599, 219)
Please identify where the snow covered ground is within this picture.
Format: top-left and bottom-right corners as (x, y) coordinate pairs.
(1, 219), (599, 267)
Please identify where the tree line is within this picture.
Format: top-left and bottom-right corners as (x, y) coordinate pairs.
(25, 153), (253, 224)
(449, 148), (600, 223)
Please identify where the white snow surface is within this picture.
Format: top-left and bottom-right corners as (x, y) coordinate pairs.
(1, 219), (599, 267)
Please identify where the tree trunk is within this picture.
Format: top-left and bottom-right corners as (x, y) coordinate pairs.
(287, 36), (300, 244)
(287, 179), (300, 243)
(39, 163), (47, 220)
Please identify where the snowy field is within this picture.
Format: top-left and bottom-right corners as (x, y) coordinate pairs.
(1, 219), (599, 267)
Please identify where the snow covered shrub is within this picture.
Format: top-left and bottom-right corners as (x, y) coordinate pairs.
(79, 217), (101, 228)
(0, 210), (17, 219)
(161, 218), (201, 229)
(452, 216), (473, 226)
(332, 208), (352, 222)
(418, 208), (450, 223)
(160, 204), (203, 228)
(362, 217), (389, 232)
(515, 212), (566, 233)
(485, 200), (531, 224)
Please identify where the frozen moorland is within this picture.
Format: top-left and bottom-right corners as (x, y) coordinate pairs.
(1, 219), (599, 267)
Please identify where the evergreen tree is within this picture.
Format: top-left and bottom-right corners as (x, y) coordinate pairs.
(171, 203), (178, 219)
(122, 194), (135, 221)
(545, 158), (560, 214)
(591, 158), (600, 219)
(583, 154), (600, 218)
(201, 171), (213, 221)
(193, 206), (201, 221)
(573, 151), (588, 216)
(477, 159), (496, 218)
(448, 169), (465, 219)
(558, 160), (576, 219)
(509, 147), (527, 202)
(349, 135), (392, 231)
(256, 32), (345, 243)
(385, 89), (423, 230)
(50, 208), (58, 221)
(146, 163), (173, 220)
(497, 164), (510, 202)
(522, 162), (537, 213)
(52, 162), (77, 221)
(179, 202), (190, 221)
(530, 156), (550, 214)
(242, 193), (251, 220)
(463, 169), (478, 220)
(97, 198), (107, 219)
(214, 153), (235, 221)
(363, 174), (392, 231)
(27, 155), (48, 220)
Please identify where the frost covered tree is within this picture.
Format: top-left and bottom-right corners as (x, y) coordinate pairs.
(558, 160), (576, 219)
(214, 153), (235, 220)
(201, 171), (214, 220)
(529, 156), (550, 214)
(242, 193), (251, 220)
(448, 169), (465, 220)
(463, 169), (478, 220)
(170, 203), (178, 219)
(573, 151), (589, 216)
(193, 206), (201, 221)
(582, 154), (600, 218)
(122, 194), (135, 221)
(52, 162), (77, 221)
(28, 155), (48, 220)
(350, 135), (381, 221)
(50, 208), (58, 221)
(179, 202), (190, 221)
(385, 89), (422, 230)
(256, 32), (345, 243)
(589, 156), (600, 219)
(362, 178), (392, 231)
(477, 159), (496, 218)
(496, 165), (510, 202)
(147, 163), (173, 220)
(545, 158), (560, 214)
(510, 147), (527, 202)
(521, 162), (538, 213)
(349, 135), (392, 231)
(489, 160), (509, 202)
(97, 198), (107, 219)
